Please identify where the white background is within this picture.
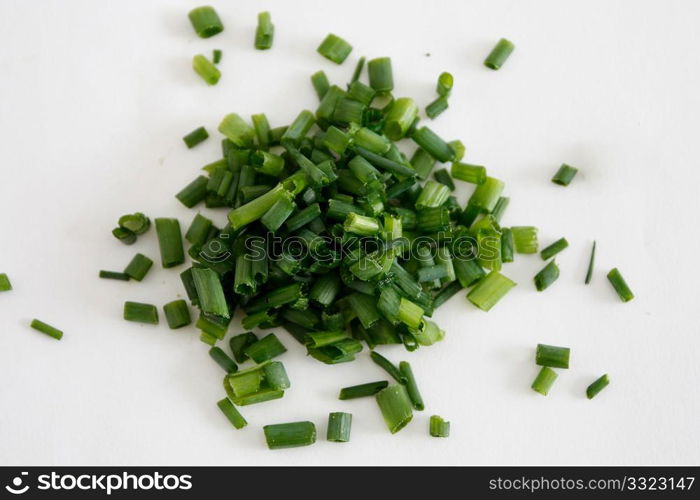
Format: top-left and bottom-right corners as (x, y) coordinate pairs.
(1, 0), (698, 466)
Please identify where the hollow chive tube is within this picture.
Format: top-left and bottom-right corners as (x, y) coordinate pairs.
(375, 384), (413, 434)
(154, 218), (184, 268)
(327, 412), (352, 442)
(281, 110), (316, 145)
(251, 113), (271, 150)
(534, 260), (560, 291)
(354, 147), (416, 177)
(317, 34), (352, 64)
(433, 168), (455, 191)
(310, 273), (341, 306)
(264, 421), (317, 449)
(322, 126), (352, 155)
(200, 331), (217, 346)
(209, 346), (238, 373)
(501, 227), (514, 263)
(333, 97), (365, 125)
(484, 38), (515, 70)
(112, 227), (136, 245)
(511, 226), (539, 254)
(99, 270), (130, 281)
(467, 270), (516, 311)
(412, 126), (455, 163)
(416, 207), (449, 232)
(344, 213), (380, 236)
(218, 114), (255, 148)
(536, 343), (570, 369)
(229, 332), (258, 363)
(585, 241), (596, 284)
(429, 415), (450, 438)
(531, 366), (558, 396)
(163, 299), (191, 329)
(425, 96), (449, 119)
(398, 298), (424, 329)
(448, 139), (466, 161)
(468, 177), (504, 213)
(123, 253), (153, 281)
(192, 268), (229, 318)
(192, 54), (221, 85)
(370, 351), (406, 384)
(212, 49), (222, 64)
(188, 6), (223, 38)
(183, 126), (208, 148)
(244, 333), (287, 363)
(261, 194), (295, 231)
(30, 319), (63, 340)
(123, 302), (159, 325)
(0, 273), (11, 291)
(217, 398), (247, 429)
(451, 162), (486, 185)
(338, 380), (389, 400)
(228, 184), (288, 230)
(492, 196), (510, 223)
(255, 11), (274, 50)
(310, 70), (330, 100)
(399, 361), (424, 411)
(551, 163), (578, 186)
(437, 72), (454, 97)
(350, 56), (366, 83)
(415, 180), (450, 208)
(586, 374), (610, 400)
(176, 175), (209, 208)
(367, 57), (393, 93)
(607, 268), (634, 302)
(384, 98), (419, 140)
(352, 127), (391, 155)
(540, 238), (569, 260)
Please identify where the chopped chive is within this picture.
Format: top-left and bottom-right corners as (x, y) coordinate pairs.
(534, 260), (560, 291)
(352, 127), (390, 154)
(429, 415), (450, 438)
(384, 97), (419, 140)
(251, 113), (271, 150)
(437, 72), (453, 97)
(586, 374), (610, 399)
(468, 176), (504, 212)
(0, 273), (11, 291)
(281, 110), (316, 145)
(124, 253), (153, 282)
(435, 247), (456, 283)
(264, 361), (291, 390)
(163, 299), (191, 329)
(412, 126), (455, 163)
(310, 70), (330, 100)
(491, 196), (510, 223)
(217, 398), (247, 429)
(317, 34), (352, 64)
(244, 333), (287, 363)
(229, 332), (258, 363)
(410, 318), (445, 346)
(183, 126), (209, 148)
(367, 57), (393, 93)
(209, 346), (238, 373)
(433, 168), (455, 191)
(176, 175), (209, 208)
(255, 11), (274, 50)
(119, 212), (150, 235)
(185, 213), (213, 247)
(607, 268), (634, 302)
(327, 412), (352, 442)
(484, 38), (515, 70)
(453, 258), (486, 288)
(323, 126), (352, 154)
(355, 146), (416, 177)
(399, 361), (424, 411)
(398, 297), (424, 329)
(212, 49), (222, 64)
(188, 6), (224, 38)
(192, 268), (230, 318)
(339, 380), (389, 400)
(451, 162), (486, 185)
(448, 139), (466, 161)
(416, 207), (450, 232)
(411, 148), (437, 180)
(585, 241), (596, 284)
(350, 56), (366, 83)
(425, 96), (449, 119)
(467, 270), (516, 311)
(154, 218), (185, 268)
(218, 113), (255, 148)
(112, 227), (136, 245)
(310, 273), (341, 306)
(511, 226), (539, 254)
(228, 184), (289, 230)
(531, 366), (558, 396)
(501, 228), (514, 263)
(417, 264), (449, 282)
(200, 331), (217, 346)
(540, 238), (569, 260)
(416, 180), (450, 208)
(552, 163), (578, 186)
(286, 203), (322, 232)
(264, 421), (316, 449)
(375, 384), (413, 434)
(123, 302), (159, 325)
(192, 54), (221, 85)
(344, 213), (380, 236)
(536, 343), (570, 369)
(370, 351), (406, 384)
(261, 193), (295, 231)
(29, 319), (63, 340)
(197, 313), (230, 340)
(99, 270), (129, 281)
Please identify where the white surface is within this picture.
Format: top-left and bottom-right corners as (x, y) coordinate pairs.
(0, 0), (699, 466)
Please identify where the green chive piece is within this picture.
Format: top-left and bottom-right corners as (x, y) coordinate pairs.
(123, 253), (153, 282)
(540, 238), (569, 260)
(416, 180), (451, 209)
(154, 218), (184, 268)
(468, 176), (504, 213)
(228, 184), (289, 230)
(281, 110), (316, 145)
(99, 270), (130, 281)
(350, 56), (366, 83)
(123, 302), (159, 325)
(200, 331), (217, 346)
(437, 72), (454, 97)
(607, 268), (634, 302)
(212, 49), (222, 64)
(163, 299), (191, 329)
(536, 343), (570, 369)
(367, 57), (393, 93)
(412, 126), (455, 163)
(244, 333), (287, 363)
(398, 297), (424, 329)
(176, 176), (209, 208)
(209, 346), (238, 373)
(192, 268), (229, 318)
(375, 384), (413, 434)
(30, 319), (63, 340)
(585, 241), (596, 284)
(433, 168), (455, 191)
(287, 203), (322, 232)
(264, 421), (316, 449)
(484, 38), (515, 70)
(552, 163), (578, 186)
(429, 415), (450, 438)
(118, 213), (150, 235)
(491, 196), (510, 223)
(261, 193), (295, 231)
(183, 126), (209, 148)
(263, 361), (291, 390)
(384, 98), (419, 140)
(370, 351), (406, 384)
(425, 96), (449, 119)
(411, 148), (437, 179)
(501, 228), (514, 263)
(586, 374), (610, 400)
(310, 70), (330, 100)
(344, 212), (380, 236)
(511, 226), (539, 254)
(251, 113), (271, 150)
(534, 260), (560, 291)
(317, 34), (352, 64)
(185, 213), (213, 247)
(322, 126), (352, 155)
(188, 6), (223, 38)
(229, 332), (258, 363)
(399, 361), (424, 411)
(327, 412), (352, 442)
(217, 398), (247, 429)
(467, 270), (516, 311)
(432, 281), (463, 309)
(255, 11), (274, 50)
(453, 258), (486, 288)
(0, 273), (11, 291)
(451, 162), (486, 185)
(197, 313), (230, 340)
(339, 380), (389, 400)
(112, 227), (136, 245)
(192, 54), (221, 85)
(218, 113), (255, 148)
(531, 366), (558, 396)
(410, 318), (445, 346)
(352, 127), (391, 154)
(448, 139), (466, 161)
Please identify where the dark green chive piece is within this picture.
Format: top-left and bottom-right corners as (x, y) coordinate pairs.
(585, 241), (596, 284)
(484, 38), (515, 70)
(0, 273), (11, 291)
(429, 415), (450, 438)
(607, 268), (634, 302)
(370, 351), (406, 384)
(154, 218), (185, 269)
(433, 168), (455, 191)
(229, 332), (258, 363)
(501, 228), (514, 263)
(264, 421), (317, 449)
(112, 227), (136, 245)
(163, 299), (191, 329)
(536, 343), (570, 369)
(384, 98), (419, 140)
(188, 6), (224, 38)
(367, 57), (393, 93)
(412, 126), (455, 162)
(183, 126), (209, 148)
(586, 374), (610, 400)
(176, 176), (209, 208)
(437, 72), (453, 97)
(551, 163), (578, 186)
(217, 398), (247, 429)
(327, 412), (352, 442)
(30, 319), (63, 340)
(192, 268), (229, 318)
(118, 212), (150, 235)
(99, 271), (130, 281)
(317, 34), (352, 64)
(244, 333), (287, 363)
(375, 384), (413, 434)
(212, 49), (222, 64)
(123, 301), (159, 325)
(451, 162), (486, 185)
(453, 258), (486, 288)
(399, 361), (424, 411)
(218, 113), (255, 148)
(540, 238), (569, 260)
(209, 346), (238, 373)
(534, 260), (560, 291)
(255, 11), (274, 50)
(124, 253), (153, 282)
(467, 270), (517, 311)
(425, 96), (449, 119)
(492, 196), (510, 223)
(531, 366), (558, 396)
(339, 381), (389, 400)
(192, 54), (221, 85)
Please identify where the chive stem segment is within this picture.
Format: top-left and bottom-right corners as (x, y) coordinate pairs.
(123, 302), (159, 325)
(163, 299), (191, 329)
(437, 72), (453, 97)
(429, 415), (450, 437)
(155, 218), (185, 268)
(339, 380), (389, 400)
(183, 126), (209, 148)
(124, 253), (153, 281)
(551, 163), (578, 186)
(367, 57), (393, 93)
(536, 343), (570, 369)
(534, 260), (560, 291)
(0, 273), (11, 291)
(188, 6), (224, 38)
(425, 96), (449, 119)
(607, 268), (634, 302)
(99, 271), (130, 281)
(30, 319), (63, 340)
(399, 361), (424, 411)
(375, 384), (413, 434)
(217, 398), (247, 429)
(467, 270), (516, 311)
(585, 241), (596, 284)
(540, 238), (569, 260)
(586, 374), (610, 399)
(192, 54), (221, 85)
(209, 346), (238, 373)
(317, 34), (352, 64)
(531, 366), (558, 395)
(255, 11), (274, 50)
(327, 412), (352, 442)
(484, 38), (515, 70)
(264, 421), (317, 449)
(370, 351), (406, 384)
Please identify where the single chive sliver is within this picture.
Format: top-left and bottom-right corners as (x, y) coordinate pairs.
(370, 351), (406, 384)
(534, 260), (560, 291)
(327, 412), (352, 442)
(183, 126), (209, 148)
(209, 346), (238, 373)
(192, 268), (230, 318)
(467, 270), (516, 311)
(163, 299), (191, 329)
(124, 253), (153, 282)
(344, 213), (380, 236)
(350, 56), (366, 83)
(367, 57), (393, 93)
(244, 333), (287, 363)
(536, 343), (570, 369)
(492, 196), (510, 223)
(0, 273), (11, 291)
(607, 268), (634, 302)
(501, 228), (515, 263)
(429, 415), (450, 438)
(123, 302), (159, 325)
(551, 163), (578, 186)
(468, 177), (504, 212)
(399, 361), (424, 411)
(317, 34), (352, 64)
(484, 38), (515, 70)
(255, 11), (274, 50)
(437, 72), (453, 97)
(585, 241), (596, 284)
(540, 237), (569, 260)
(154, 218), (185, 268)
(425, 96), (449, 119)
(451, 162), (486, 185)
(375, 384), (413, 434)
(217, 398), (247, 429)
(188, 6), (224, 38)
(531, 366), (558, 396)
(338, 380), (389, 400)
(192, 54), (221, 85)
(99, 270), (130, 281)
(212, 49), (222, 64)
(263, 421), (316, 449)
(310, 70), (330, 100)
(30, 319), (63, 340)
(586, 374), (610, 400)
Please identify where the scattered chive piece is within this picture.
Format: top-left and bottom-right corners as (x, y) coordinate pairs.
(123, 302), (159, 325)
(384, 98), (419, 140)
(468, 177), (504, 212)
(375, 384), (413, 434)
(124, 253), (153, 282)
(448, 139), (465, 161)
(467, 270), (516, 311)
(264, 421), (317, 449)
(425, 96), (449, 119)
(399, 361), (424, 411)
(192, 54), (221, 85)
(540, 238), (569, 260)
(310, 70), (330, 100)
(344, 213), (380, 236)
(534, 260), (560, 291)
(244, 333), (287, 363)
(209, 346), (238, 373)
(437, 72), (454, 97)
(484, 38), (515, 70)
(511, 226), (539, 254)
(99, 270), (130, 281)
(607, 268), (634, 302)
(586, 374), (610, 400)
(200, 331), (217, 346)
(251, 114), (271, 150)
(429, 415), (450, 438)
(255, 11), (274, 50)
(30, 319), (63, 340)
(367, 57), (393, 93)
(317, 34), (352, 64)
(327, 412), (352, 442)
(163, 299), (191, 329)
(185, 213), (213, 246)
(350, 56), (366, 83)
(154, 218), (185, 269)
(176, 176), (209, 208)
(338, 380), (389, 400)
(218, 113), (255, 148)
(212, 49), (222, 64)
(188, 6), (224, 38)
(229, 332), (258, 363)
(412, 126), (455, 162)
(451, 162), (486, 185)
(112, 227), (136, 245)
(536, 344), (570, 369)
(217, 398), (247, 429)
(118, 212), (150, 235)
(370, 351), (406, 384)
(433, 168), (455, 191)
(585, 241), (596, 284)
(183, 126), (209, 148)
(192, 268), (230, 318)
(531, 366), (558, 396)
(492, 196), (510, 223)
(551, 163), (578, 186)
(0, 273), (11, 291)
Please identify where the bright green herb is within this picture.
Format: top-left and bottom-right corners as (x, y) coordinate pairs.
(327, 412), (352, 442)
(192, 54), (221, 85)
(607, 268), (634, 302)
(511, 226), (539, 254)
(552, 163), (578, 186)
(531, 366), (558, 396)
(451, 162), (486, 185)
(264, 421), (316, 449)
(425, 96), (449, 119)
(192, 268), (230, 318)
(350, 56), (365, 83)
(501, 228), (514, 263)
(540, 237), (568, 260)
(484, 38), (515, 70)
(176, 176), (209, 208)
(468, 176), (504, 212)
(112, 227), (135, 245)
(412, 126), (455, 162)
(255, 11), (274, 50)
(367, 57), (393, 93)
(437, 72), (453, 97)
(429, 415), (450, 437)
(188, 6), (224, 38)
(244, 333), (287, 363)
(218, 113), (255, 147)
(183, 126), (209, 148)
(155, 218), (185, 268)
(467, 270), (516, 311)
(492, 196), (510, 223)
(209, 346), (238, 373)
(536, 343), (570, 369)
(586, 374), (610, 400)
(30, 319), (63, 340)
(399, 361), (424, 411)
(375, 384), (413, 434)
(534, 260), (560, 291)
(317, 34), (352, 64)
(433, 168), (455, 191)
(124, 253), (153, 282)
(310, 70), (330, 99)
(338, 380), (389, 400)
(384, 98), (419, 140)
(123, 302), (159, 325)
(217, 398), (247, 429)
(585, 241), (596, 284)
(163, 299), (191, 329)
(99, 270), (130, 281)
(0, 274), (11, 291)
(118, 213), (150, 235)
